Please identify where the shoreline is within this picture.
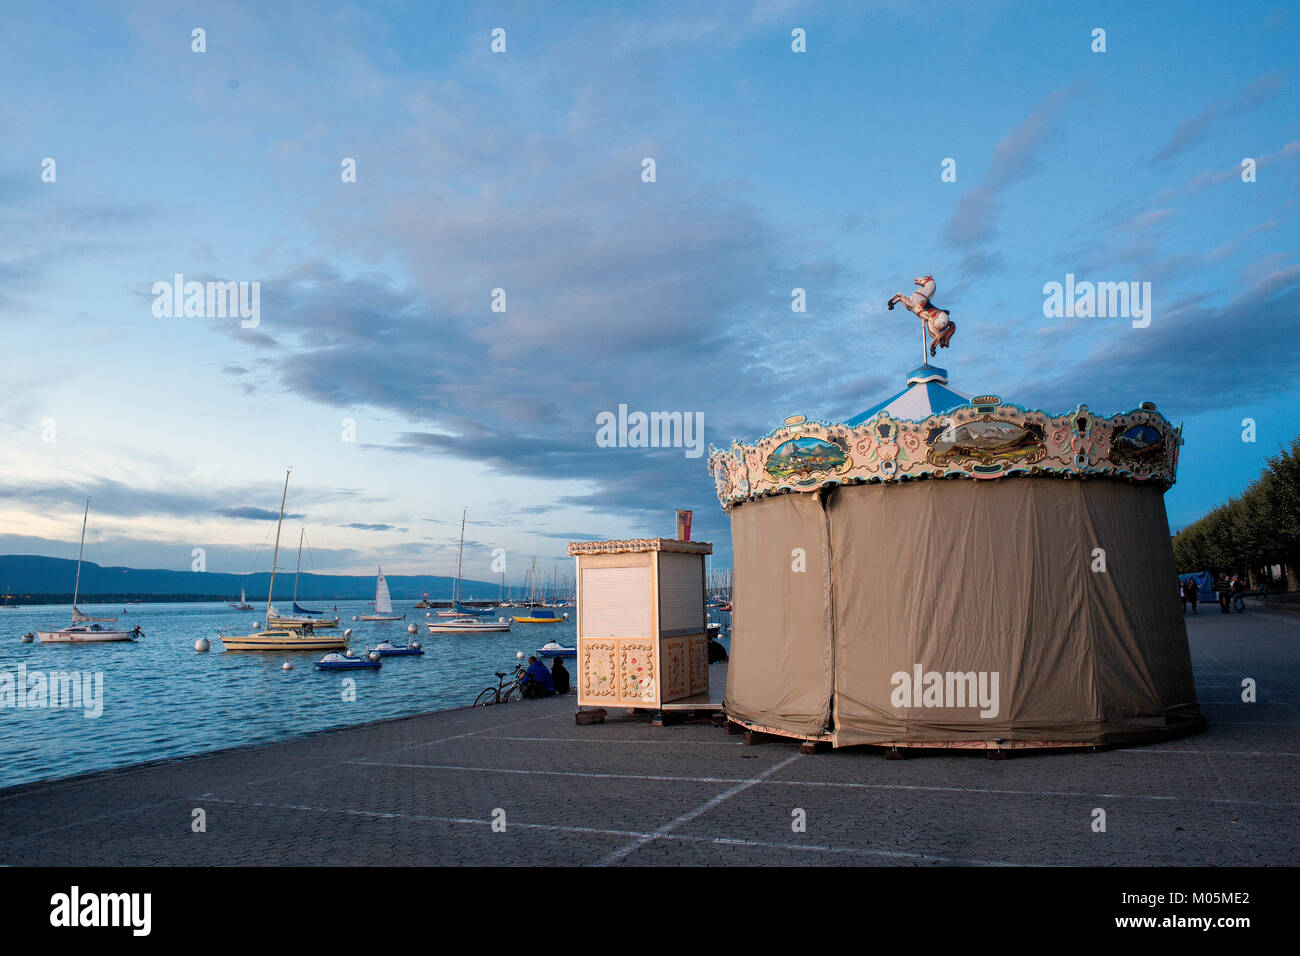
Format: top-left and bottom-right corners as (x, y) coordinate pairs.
(0, 690), (579, 797)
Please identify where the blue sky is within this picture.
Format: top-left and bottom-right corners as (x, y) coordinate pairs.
(0, 0), (1296, 582)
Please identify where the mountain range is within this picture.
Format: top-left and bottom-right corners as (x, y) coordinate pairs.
(0, 555), (499, 601)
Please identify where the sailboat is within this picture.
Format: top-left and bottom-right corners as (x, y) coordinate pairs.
(218, 471), (348, 652)
(229, 586), (254, 610)
(448, 509), (491, 616)
(427, 615), (511, 634)
(267, 529), (340, 629)
(358, 566), (405, 621)
(513, 557), (566, 623)
(36, 500), (142, 643)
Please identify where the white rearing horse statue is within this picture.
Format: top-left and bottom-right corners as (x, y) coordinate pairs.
(888, 275), (955, 356)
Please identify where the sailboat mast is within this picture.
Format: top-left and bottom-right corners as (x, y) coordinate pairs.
(292, 528), (304, 603)
(266, 470), (291, 629)
(71, 498), (89, 613)
(454, 509), (466, 606)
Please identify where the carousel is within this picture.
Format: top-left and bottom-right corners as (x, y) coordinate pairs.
(707, 275), (1203, 751)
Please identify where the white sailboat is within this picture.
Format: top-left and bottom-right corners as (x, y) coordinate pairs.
(229, 585), (253, 610)
(36, 500), (141, 643)
(267, 528), (340, 629)
(218, 471), (348, 652)
(359, 566), (404, 621)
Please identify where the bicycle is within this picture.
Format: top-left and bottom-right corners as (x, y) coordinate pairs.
(474, 665), (527, 706)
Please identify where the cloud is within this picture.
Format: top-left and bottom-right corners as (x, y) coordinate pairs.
(1020, 262), (1300, 415)
(1152, 72), (1285, 164)
(944, 87), (1078, 253)
(215, 506), (306, 521)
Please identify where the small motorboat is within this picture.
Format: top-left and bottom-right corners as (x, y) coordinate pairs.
(314, 653), (381, 670)
(536, 641), (576, 658)
(372, 640), (424, 657)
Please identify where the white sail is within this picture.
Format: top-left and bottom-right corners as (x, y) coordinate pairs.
(374, 566), (393, 615)
(240, 586), (246, 603)
(72, 606), (118, 624)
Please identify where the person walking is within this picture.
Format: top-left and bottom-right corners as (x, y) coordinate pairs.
(1214, 575), (1231, 614)
(1231, 575), (1246, 613)
(1180, 579), (1189, 614)
(1187, 578), (1199, 614)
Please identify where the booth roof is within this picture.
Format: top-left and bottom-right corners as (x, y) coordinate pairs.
(847, 363), (971, 425)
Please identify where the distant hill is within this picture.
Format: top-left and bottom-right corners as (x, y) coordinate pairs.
(0, 555), (499, 602)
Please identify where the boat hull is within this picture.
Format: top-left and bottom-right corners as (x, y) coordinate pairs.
(426, 622), (512, 633)
(36, 629), (137, 644)
(314, 659), (380, 670)
(512, 616), (564, 624)
(358, 615), (405, 621)
(219, 630), (348, 651)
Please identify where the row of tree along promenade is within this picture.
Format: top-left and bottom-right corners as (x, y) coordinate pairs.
(1174, 436), (1300, 592)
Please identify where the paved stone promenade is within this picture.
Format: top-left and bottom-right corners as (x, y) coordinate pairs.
(2, 606), (1297, 866)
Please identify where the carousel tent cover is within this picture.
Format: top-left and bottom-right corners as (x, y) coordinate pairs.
(710, 363), (1202, 748)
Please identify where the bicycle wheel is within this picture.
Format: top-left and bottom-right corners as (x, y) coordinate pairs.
(474, 687), (499, 707)
(500, 682), (523, 703)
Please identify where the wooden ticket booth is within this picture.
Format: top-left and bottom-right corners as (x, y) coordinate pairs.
(568, 538), (711, 716)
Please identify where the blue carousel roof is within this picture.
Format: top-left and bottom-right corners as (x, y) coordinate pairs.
(846, 364), (972, 425)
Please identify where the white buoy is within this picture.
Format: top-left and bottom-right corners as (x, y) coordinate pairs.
(345, 648), (355, 658)
(562, 612), (570, 620)
(195, 637), (211, 652)
(411, 641), (421, 650)
(282, 660), (293, 671)
(516, 651), (525, 660)
(344, 628), (353, 639)
(407, 623), (417, 634)
(369, 651), (381, 662)
(21, 632), (34, 643)
(352, 615), (359, 622)
(425, 611), (431, 618)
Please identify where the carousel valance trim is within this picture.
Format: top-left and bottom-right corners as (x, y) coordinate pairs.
(708, 400), (1182, 511)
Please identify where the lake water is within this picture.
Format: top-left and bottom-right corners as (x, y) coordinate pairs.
(0, 601), (732, 788)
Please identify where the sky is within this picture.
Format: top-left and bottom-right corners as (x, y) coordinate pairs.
(0, 0), (1296, 584)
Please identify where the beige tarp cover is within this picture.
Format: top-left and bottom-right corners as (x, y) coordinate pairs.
(725, 478), (1202, 746)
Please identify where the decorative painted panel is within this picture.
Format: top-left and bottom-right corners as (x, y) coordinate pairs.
(619, 640), (657, 705)
(663, 636), (688, 701)
(708, 402), (1182, 510)
(689, 635), (708, 696)
(579, 639), (618, 704)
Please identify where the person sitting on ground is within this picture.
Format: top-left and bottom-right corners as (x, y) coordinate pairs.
(522, 655), (554, 698)
(551, 656), (570, 695)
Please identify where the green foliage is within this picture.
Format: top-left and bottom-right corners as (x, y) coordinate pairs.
(1173, 437), (1300, 575)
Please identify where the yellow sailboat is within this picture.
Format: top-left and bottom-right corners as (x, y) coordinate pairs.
(218, 469), (349, 653)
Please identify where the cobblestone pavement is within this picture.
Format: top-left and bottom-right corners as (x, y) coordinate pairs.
(2, 607), (1297, 866)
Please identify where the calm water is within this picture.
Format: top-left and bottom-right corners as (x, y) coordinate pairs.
(0, 601), (592, 788)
